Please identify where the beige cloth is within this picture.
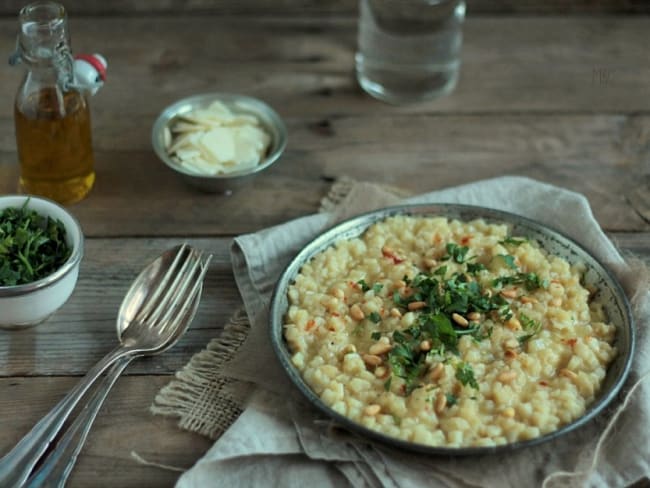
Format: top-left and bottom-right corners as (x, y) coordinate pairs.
(176, 176), (649, 488)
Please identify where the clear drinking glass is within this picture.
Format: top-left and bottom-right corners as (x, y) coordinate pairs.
(355, 0), (466, 104)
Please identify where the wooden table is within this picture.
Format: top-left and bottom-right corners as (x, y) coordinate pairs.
(0, 4), (648, 487)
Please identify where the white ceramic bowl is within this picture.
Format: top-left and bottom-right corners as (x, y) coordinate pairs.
(0, 195), (84, 329)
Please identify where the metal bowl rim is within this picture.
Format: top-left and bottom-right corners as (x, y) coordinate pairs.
(269, 202), (635, 456)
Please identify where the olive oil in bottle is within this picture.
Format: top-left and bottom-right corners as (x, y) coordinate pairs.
(15, 88), (95, 204)
(11, 1), (95, 204)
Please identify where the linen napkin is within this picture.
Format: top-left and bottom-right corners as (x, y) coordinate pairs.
(176, 176), (649, 488)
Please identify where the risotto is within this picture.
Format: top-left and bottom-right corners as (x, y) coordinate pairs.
(283, 216), (618, 448)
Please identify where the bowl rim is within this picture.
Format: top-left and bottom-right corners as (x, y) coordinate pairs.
(269, 202), (635, 456)
(0, 195), (84, 298)
(151, 92), (287, 180)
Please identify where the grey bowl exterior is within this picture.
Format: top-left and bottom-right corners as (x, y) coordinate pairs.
(269, 203), (635, 456)
(151, 93), (287, 194)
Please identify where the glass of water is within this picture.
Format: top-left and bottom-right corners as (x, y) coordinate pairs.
(355, 0), (466, 104)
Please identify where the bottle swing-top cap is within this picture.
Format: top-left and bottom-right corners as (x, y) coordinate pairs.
(73, 53), (107, 95)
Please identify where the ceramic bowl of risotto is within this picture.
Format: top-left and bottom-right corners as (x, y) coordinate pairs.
(269, 204), (634, 455)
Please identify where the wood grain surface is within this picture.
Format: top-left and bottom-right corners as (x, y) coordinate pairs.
(0, 0), (648, 17)
(0, 11), (648, 488)
(0, 17), (649, 236)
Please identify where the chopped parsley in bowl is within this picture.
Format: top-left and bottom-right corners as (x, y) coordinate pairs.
(0, 201), (71, 286)
(0, 195), (83, 329)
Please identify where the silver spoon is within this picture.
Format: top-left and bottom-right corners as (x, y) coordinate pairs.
(26, 248), (211, 488)
(0, 244), (211, 488)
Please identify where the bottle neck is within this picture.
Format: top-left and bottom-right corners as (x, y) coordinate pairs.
(12, 1), (74, 90)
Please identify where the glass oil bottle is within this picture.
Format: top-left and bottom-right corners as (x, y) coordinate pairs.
(11, 1), (95, 204)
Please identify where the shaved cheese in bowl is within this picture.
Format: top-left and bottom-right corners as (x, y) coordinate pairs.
(166, 101), (271, 176)
(152, 93), (287, 193)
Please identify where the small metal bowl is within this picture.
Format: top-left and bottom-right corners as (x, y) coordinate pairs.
(152, 93), (287, 194)
(0, 195), (84, 329)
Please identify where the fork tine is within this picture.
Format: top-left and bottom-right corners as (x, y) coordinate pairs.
(148, 251), (202, 328)
(134, 244), (189, 324)
(135, 245), (196, 325)
(155, 254), (213, 334)
(151, 252), (208, 330)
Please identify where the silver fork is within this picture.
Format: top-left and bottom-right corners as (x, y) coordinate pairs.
(26, 254), (212, 488)
(0, 245), (208, 488)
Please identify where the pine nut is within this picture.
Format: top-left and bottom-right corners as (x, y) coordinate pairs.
(331, 288), (344, 299)
(505, 317), (522, 331)
(502, 407), (515, 418)
(504, 349), (518, 360)
(419, 340), (431, 352)
(429, 363), (445, 381)
(350, 304), (365, 321)
(369, 342), (392, 355)
(362, 354), (382, 367)
(374, 366), (388, 378)
(401, 286), (414, 298)
(498, 370), (517, 383)
(408, 301), (426, 311)
(501, 289), (518, 299)
(364, 404), (381, 416)
(467, 312), (481, 321)
(342, 344), (357, 354)
(382, 245), (394, 256)
(423, 258), (437, 268)
(550, 297), (562, 307)
(390, 307), (402, 318)
(394, 279), (406, 289)
(520, 296), (538, 304)
(559, 368), (578, 381)
(452, 313), (469, 327)
(504, 338), (519, 349)
(434, 392), (447, 414)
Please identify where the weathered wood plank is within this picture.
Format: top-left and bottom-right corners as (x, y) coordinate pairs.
(0, 17), (648, 117)
(1, 113), (648, 235)
(0, 375), (210, 488)
(0, 0), (648, 17)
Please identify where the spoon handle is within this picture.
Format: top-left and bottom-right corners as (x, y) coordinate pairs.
(26, 356), (133, 488)
(0, 346), (134, 488)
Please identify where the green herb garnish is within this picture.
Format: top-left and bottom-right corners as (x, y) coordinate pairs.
(372, 283), (384, 294)
(455, 362), (479, 389)
(0, 201), (71, 286)
(433, 265), (448, 276)
(496, 254), (518, 270)
(518, 313), (542, 344)
(499, 237), (528, 246)
(493, 272), (548, 291)
(443, 243), (470, 264)
(357, 279), (370, 292)
(368, 311), (382, 323)
(466, 262), (486, 275)
(445, 393), (458, 407)
(370, 331), (381, 341)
